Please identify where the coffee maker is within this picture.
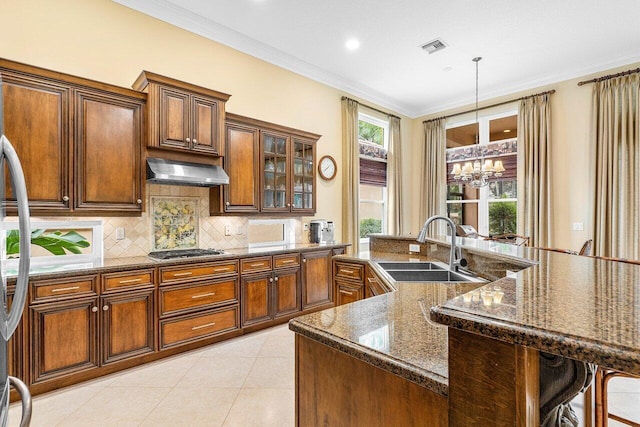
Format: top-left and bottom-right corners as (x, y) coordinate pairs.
(310, 220), (335, 244)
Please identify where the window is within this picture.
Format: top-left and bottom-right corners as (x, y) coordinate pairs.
(358, 113), (389, 250)
(445, 111), (518, 236)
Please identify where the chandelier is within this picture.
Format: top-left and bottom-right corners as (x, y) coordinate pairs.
(450, 57), (505, 188)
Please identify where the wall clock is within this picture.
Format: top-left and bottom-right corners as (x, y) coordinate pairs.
(318, 155), (337, 181)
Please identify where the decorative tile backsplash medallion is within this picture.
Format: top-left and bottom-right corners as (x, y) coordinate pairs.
(151, 197), (198, 251)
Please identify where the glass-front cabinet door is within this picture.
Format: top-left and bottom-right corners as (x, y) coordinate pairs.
(261, 131), (290, 212)
(291, 138), (315, 214)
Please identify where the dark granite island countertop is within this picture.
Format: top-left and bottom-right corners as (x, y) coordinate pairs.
(431, 247), (640, 376)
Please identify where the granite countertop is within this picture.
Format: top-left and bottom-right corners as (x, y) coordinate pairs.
(3, 242), (347, 281)
(431, 248), (640, 376)
(289, 250), (484, 396)
(290, 234), (640, 397)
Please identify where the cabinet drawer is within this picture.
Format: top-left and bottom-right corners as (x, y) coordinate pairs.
(273, 253), (299, 269)
(102, 269), (154, 293)
(240, 256), (272, 274)
(160, 278), (238, 317)
(160, 306), (239, 349)
(160, 260), (238, 285)
(32, 276), (98, 303)
(334, 262), (364, 282)
(366, 274), (387, 297)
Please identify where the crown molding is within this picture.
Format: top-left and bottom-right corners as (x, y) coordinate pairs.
(112, 0), (415, 117)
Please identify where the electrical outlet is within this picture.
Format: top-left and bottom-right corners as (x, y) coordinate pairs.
(224, 225), (232, 236)
(115, 227), (125, 240)
(409, 244), (420, 253)
(303, 223), (309, 231)
(572, 222), (584, 231)
(430, 244), (438, 252)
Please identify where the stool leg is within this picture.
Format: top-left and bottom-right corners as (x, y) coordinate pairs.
(595, 368), (605, 427)
(584, 384), (593, 427)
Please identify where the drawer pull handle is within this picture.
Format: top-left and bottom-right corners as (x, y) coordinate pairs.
(281, 260), (296, 264)
(341, 269), (355, 274)
(191, 322), (216, 331)
(173, 272), (193, 277)
(250, 262), (265, 267)
(51, 286), (80, 293)
(367, 277), (378, 283)
(214, 267), (231, 272)
(119, 278), (142, 284)
(339, 290), (354, 296)
(191, 292), (216, 299)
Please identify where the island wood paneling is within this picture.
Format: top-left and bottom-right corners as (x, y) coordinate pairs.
(295, 335), (448, 427)
(448, 328), (539, 426)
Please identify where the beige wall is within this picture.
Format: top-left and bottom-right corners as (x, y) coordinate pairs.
(411, 61), (640, 251)
(1, 0), (413, 249)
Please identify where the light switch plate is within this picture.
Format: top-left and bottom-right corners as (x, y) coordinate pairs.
(224, 225), (232, 236)
(572, 222), (584, 231)
(430, 244), (438, 252)
(115, 227), (125, 240)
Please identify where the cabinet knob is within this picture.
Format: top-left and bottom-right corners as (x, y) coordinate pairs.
(186, 137), (191, 143)
(103, 305), (109, 311)
(226, 202), (230, 206)
(275, 276), (279, 281)
(193, 139), (198, 145)
(303, 258), (306, 263)
(269, 278), (273, 283)
(62, 195), (69, 202)
(287, 203), (291, 207)
(91, 306), (98, 313)
(136, 199), (142, 204)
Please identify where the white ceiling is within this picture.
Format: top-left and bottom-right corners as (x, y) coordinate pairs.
(115, 0), (640, 118)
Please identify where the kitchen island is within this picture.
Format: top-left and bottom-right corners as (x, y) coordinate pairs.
(289, 235), (640, 426)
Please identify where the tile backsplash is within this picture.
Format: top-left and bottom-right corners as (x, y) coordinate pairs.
(31, 184), (305, 259)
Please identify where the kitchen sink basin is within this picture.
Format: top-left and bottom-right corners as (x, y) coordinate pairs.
(377, 261), (486, 283)
(376, 262), (444, 270)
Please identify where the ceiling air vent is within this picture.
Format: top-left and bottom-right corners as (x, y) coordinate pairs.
(421, 38), (447, 54)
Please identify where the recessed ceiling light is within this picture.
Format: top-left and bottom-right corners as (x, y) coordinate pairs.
(442, 66), (453, 72)
(345, 39), (360, 50)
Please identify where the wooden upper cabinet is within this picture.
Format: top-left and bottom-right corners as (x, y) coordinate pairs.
(133, 71), (230, 156)
(210, 113), (320, 216)
(0, 58), (145, 216)
(222, 120), (260, 213)
(1, 67), (71, 212)
(74, 89), (144, 213)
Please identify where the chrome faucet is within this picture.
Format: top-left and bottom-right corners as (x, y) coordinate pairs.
(416, 215), (466, 272)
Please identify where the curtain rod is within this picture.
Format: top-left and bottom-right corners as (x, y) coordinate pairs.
(422, 89), (556, 124)
(341, 96), (401, 120)
(577, 67), (640, 86)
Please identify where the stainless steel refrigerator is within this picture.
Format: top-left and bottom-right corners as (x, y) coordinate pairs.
(0, 74), (32, 426)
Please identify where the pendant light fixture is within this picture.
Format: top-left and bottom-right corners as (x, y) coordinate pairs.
(450, 57), (505, 188)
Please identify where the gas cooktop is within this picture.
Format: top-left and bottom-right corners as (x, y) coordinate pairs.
(147, 248), (225, 260)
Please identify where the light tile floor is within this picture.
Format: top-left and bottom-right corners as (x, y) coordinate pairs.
(8, 324), (295, 427)
(8, 323), (640, 426)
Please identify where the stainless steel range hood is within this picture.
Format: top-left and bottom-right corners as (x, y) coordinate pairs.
(146, 158), (229, 187)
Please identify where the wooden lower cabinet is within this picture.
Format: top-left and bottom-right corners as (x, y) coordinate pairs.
(365, 267), (387, 298)
(295, 334), (448, 426)
(241, 272), (272, 327)
(101, 289), (155, 364)
(160, 306), (239, 349)
(335, 280), (363, 306)
(30, 297), (99, 384)
(301, 250), (332, 309)
(274, 268), (300, 318)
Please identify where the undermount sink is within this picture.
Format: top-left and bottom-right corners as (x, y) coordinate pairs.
(377, 261), (487, 283)
(376, 262), (444, 270)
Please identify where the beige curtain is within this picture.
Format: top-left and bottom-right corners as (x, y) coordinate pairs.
(387, 115), (403, 235)
(420, 119), (447, 235)
(517, 94), (552, 248)
(592, 74), (640, 258)
(342, 98), (360, 254)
